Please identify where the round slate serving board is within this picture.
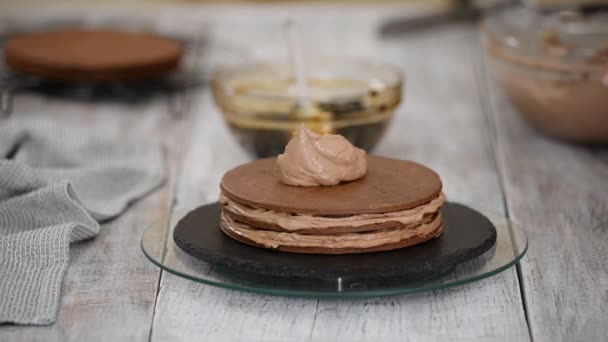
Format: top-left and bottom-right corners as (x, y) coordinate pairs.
(173, 202), (497, 283)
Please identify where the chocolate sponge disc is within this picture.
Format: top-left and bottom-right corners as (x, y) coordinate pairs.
(220, 155), (443, 216)
(5, 29), (182, 81)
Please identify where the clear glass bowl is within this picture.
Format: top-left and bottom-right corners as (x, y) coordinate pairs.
(211, 57), (403, 157)
(482, 7), (608, 143)
(141, 208), (527, 298)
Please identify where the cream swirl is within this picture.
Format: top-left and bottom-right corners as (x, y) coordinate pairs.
(277, 126), (367, 186)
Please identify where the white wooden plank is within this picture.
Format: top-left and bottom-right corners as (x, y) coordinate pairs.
(309, 20), (529, 342)
(150, 89), (320, 341)
(484, 53), (608, 341)
(0, 94), (184, 342)
(150, 6), (530, 342)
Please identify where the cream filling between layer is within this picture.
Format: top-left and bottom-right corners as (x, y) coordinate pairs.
(220, 192), (446, 231)
(221, 212), (442, 249)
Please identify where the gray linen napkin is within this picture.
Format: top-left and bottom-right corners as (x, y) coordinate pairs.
(0, 120), (165, 325)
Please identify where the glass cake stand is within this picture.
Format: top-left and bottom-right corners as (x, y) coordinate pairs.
(141, 207), (527, 298)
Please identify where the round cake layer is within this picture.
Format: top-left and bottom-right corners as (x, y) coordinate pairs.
(220, 192), (445, 234)
(220, 156), (442, 215)
(220, 212), (443, 254)
(5, 29), (182, 81)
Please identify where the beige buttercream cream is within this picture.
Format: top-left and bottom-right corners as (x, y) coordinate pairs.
(276, 126), (367, 186)
(221, 212), (442, 249)
(220, 192), (446, 231)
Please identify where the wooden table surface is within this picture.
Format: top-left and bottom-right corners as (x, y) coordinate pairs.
(1, 4), (606, 342)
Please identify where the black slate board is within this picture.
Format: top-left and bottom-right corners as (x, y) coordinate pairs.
(173, 202), (497, 285)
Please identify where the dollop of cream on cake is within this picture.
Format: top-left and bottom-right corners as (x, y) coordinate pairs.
(277, 126), (367, 186)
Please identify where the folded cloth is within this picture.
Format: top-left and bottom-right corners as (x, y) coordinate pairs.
(0, 120), (165, 325)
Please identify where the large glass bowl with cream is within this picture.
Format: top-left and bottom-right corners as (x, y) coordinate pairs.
(482, 8), (608, 143)
(211, 57), (403, 157)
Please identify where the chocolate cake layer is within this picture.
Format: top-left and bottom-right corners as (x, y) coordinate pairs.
(220, 156), (442, 215)
(5, 29), (182, 81)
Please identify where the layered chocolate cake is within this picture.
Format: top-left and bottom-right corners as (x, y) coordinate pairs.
(219, 127), (446, 254)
